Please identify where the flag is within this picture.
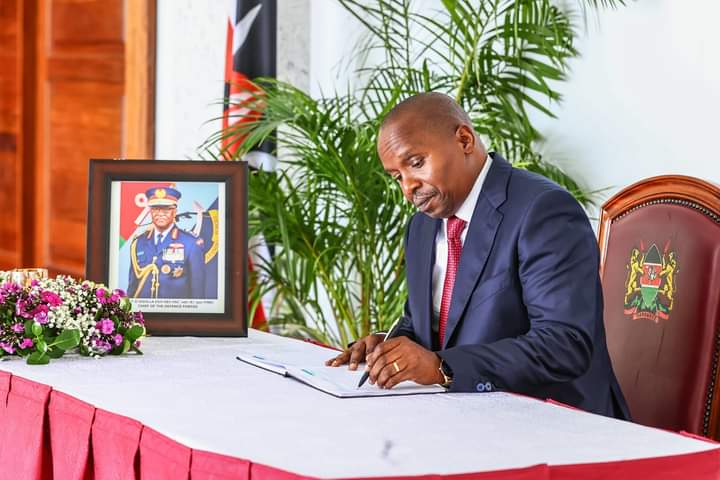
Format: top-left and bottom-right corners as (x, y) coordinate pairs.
(223, 0), (277, 330)
(194, 198), (220, 299)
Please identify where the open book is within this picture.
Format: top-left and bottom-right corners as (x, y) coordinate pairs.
(236, 341), (446, 398)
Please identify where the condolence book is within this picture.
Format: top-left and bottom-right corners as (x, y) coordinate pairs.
(236, 341), (446, 398)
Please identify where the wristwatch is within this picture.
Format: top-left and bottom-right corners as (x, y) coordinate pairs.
(437, 357), (453, 388)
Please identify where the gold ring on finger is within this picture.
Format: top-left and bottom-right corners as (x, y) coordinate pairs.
(393, 361), (400, 373)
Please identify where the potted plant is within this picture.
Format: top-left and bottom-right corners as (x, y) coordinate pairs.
(203, 0), (624, 347)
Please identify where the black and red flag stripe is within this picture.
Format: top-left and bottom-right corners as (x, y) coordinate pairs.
(222, 0), (277, 330)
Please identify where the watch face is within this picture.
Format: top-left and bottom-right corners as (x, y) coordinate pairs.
(439, 360), (453, 387)
(440, 360), (453, 378)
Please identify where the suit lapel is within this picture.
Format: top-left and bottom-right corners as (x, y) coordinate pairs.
(410, 215), (440, 349)
(442, 154), (510, 349)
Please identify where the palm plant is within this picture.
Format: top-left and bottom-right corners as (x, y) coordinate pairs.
(203, 0), (625, 347)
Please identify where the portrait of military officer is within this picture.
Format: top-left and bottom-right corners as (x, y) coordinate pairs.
(128, 186), (207, 299)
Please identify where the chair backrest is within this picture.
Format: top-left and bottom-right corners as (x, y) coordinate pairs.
(598, 175), (720, 438)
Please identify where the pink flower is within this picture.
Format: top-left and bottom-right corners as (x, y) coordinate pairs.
(11, 323), (24, 334)
(95, 318), (115, 335)
(113, 334), (123, 346)
(0, 342), (15, 354)
(41, 290), (63, 306)
(15, 299), (32, 319)
(95, 288), (108, 304)
(33, 304), (49, 324)
(134, 340), (142, 349)
(19, 338), (33, 349)
(113, 288), (126, 298)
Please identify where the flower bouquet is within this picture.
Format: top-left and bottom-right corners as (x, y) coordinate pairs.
(0, 274), (146, 364)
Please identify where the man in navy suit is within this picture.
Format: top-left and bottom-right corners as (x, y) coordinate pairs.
(328, 93), (629, 419)
(128, 187), (207, 299)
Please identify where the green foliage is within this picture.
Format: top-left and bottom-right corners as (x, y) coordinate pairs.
(203, 0), (624, 346)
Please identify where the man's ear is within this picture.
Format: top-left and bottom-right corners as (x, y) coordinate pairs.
(455, 124), (475, 154)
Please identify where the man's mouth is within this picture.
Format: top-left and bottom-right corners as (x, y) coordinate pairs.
(413, 194), (434, 211)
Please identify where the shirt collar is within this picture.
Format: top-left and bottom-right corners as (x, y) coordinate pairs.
(453, 153), (492, 224)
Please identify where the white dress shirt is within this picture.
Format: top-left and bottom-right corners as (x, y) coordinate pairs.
(432, 155), (493, 322)
(154, 225), (173, 246)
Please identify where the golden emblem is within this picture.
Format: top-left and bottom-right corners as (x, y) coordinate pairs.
(155, 188), (166, 198)
(161, 264), (171, 274)
(172, 266), (184, 278)
(623, 241), (678, 323)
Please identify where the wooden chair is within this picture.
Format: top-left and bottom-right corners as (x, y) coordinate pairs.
(598, 175), (720, 438)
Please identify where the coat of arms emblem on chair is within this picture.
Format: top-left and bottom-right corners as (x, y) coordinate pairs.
(623, 241), (678, 322)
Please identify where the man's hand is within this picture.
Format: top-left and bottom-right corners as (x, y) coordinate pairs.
(325, 334), (385, 370)
(366, 337), (444, 389)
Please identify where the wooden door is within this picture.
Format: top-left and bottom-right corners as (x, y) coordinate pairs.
(0, 0), (25, 269)
(0, 0), (155, 276)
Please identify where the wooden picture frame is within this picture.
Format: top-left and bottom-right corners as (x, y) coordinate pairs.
(86, 160), (247, 336)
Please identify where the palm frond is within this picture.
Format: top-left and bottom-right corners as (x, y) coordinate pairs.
(201, 0), (626, 346)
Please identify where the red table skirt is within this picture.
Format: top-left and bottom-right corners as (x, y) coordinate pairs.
(0, 371), (718, 480)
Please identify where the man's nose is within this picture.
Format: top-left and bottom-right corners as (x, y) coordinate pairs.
(400, 175), (421, 199)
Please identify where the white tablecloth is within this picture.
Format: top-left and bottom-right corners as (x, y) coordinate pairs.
(0, 329), (716, 478)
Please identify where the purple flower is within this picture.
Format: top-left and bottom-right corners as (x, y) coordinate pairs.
(19, 338), (33, 349)
(0, 342), (15, 354)
(11, 323), (24, 334)
(33, 304), (49, 324)
(15, 299), (32, 319)
(113, 288), (126, 298)
(30, 279), (39, 287)
(133, 311), (145, 325)
(41, 290), (63, 306)
(113, 334), (123, 346)
(95, 318), (115, 335)
(134, 340), (142, 349)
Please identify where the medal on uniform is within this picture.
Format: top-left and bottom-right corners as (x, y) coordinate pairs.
(172, 266), (184, 278)
(161, 264), (171, 274)
(162, 243), (185, 263)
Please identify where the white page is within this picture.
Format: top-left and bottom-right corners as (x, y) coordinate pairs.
(236, 340), (445, 398)
(286, 365), (446, 398)
(236, 340), (338, 375)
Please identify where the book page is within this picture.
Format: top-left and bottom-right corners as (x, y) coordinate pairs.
(236, 341), (446, 398)
(286, 365), (446, 398)
(236, 341), (338, 376)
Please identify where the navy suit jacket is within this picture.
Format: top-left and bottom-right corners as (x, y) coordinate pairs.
(398, 153), (630, 419)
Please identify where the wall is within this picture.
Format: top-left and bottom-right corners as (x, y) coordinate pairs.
(154, 0), (310, 159)
(156, 1), (720, 201)
(531, 0), (720, 217)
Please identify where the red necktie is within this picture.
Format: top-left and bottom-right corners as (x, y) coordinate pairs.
(438, 216), (466, 347)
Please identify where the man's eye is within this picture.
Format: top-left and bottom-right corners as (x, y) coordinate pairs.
(393, 175), (402, 182)
(410, 157), (424, 168)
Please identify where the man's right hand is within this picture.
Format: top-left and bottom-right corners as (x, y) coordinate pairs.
(325, 333), (385, 370)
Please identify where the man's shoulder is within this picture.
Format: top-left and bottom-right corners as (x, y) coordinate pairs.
(172, 227), (203, 249)
(132, 229), (153, 245)
(505, 165), (579, 209)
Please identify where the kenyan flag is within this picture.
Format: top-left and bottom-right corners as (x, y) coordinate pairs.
(640, 243), (662, 307)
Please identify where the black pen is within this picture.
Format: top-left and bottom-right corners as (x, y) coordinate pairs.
(357, 316), (405, 389)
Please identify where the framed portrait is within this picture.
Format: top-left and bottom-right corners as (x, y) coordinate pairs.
(86, 160), (247, 336)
